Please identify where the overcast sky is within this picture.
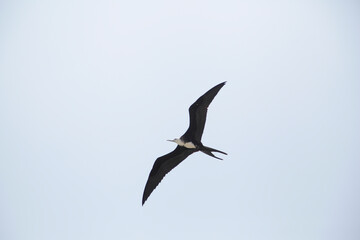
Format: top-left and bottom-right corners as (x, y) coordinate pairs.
(1, 1), (359, 240)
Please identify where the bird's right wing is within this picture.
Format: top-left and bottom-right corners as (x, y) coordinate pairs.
(183, 82), (226, 142)
(142, 146), (196, 205)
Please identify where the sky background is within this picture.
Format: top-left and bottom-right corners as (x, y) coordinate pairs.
(0, 1), (359, 239)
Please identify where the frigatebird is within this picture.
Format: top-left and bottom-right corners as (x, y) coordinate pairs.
(142, 82), (227, 205)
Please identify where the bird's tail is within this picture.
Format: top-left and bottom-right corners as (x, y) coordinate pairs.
(201, 146), (227, 160)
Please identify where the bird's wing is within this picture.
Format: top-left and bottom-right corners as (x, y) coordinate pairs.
(183, 82), (226, 142)
(142, 146), (196, 205)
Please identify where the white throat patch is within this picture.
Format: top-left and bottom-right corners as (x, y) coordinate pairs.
(183, 141), (196, 149)
(173, 138), (196, 149)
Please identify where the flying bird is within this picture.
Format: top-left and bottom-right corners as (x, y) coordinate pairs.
(142, 82), (227, 205)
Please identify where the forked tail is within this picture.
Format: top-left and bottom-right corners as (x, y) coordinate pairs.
(200, 146), (227, 160)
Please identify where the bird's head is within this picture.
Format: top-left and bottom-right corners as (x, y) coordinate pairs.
(167, 138), (183, 146)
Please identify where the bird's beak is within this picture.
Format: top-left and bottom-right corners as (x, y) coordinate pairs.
(167, 139), (175, 142)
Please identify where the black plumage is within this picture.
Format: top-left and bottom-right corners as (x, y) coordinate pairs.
(142, 82), (227, 205)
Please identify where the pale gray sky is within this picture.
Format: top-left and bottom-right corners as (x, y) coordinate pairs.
(0, 1), (359, 240)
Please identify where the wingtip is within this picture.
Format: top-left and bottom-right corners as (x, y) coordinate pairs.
(218, 81), (226, 88)
(142, 196), (147, 206)
(212, 81), (226, 89)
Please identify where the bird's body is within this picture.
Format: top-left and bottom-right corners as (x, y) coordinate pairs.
(142, 82), (227, 205)
(169, 138), (196, 149)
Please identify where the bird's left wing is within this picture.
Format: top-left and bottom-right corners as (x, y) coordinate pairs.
(142, 146), (196, 205)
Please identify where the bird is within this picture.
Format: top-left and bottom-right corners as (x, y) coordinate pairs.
(142, 82), (227, 205)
